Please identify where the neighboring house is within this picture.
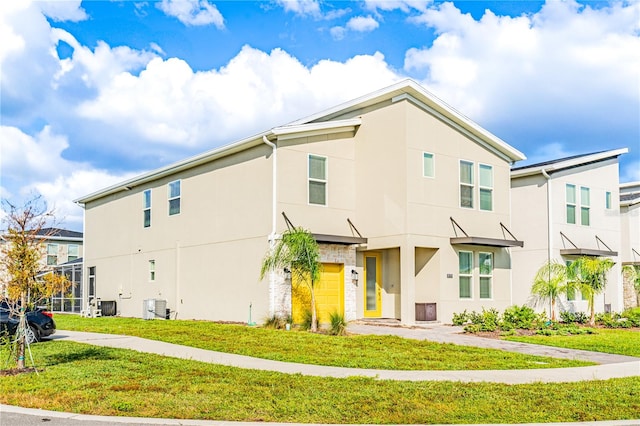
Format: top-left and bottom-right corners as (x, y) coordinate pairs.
(1, 228), (84, 311)
(620, 181), (640, 308)
(75, 80), (527, 325)
(510, 149), (628, 316)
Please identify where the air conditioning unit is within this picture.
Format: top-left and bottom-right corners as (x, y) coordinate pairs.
(143, 299), (167, 320)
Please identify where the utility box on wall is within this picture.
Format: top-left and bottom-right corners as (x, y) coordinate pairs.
(143, 299), (167, 320)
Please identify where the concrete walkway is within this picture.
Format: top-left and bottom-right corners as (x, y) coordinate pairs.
(50, 325), (640, 385)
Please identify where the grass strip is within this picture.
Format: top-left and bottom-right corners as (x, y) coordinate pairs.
(1, 341), (638, 424)
(505, 328), (640, 357)
(55, 315), (591, 370)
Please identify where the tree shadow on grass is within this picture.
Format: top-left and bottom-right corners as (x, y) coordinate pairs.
(46, 346), (117, 366)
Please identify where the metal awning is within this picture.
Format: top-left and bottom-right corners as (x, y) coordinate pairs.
(449, 217), (524, 248)
(559, 232), (617, 257)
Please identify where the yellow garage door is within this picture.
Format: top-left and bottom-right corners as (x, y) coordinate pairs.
(292, 263), (344, 325)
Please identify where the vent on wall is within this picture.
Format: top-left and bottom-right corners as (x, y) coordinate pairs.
(415, 303), (437, 322)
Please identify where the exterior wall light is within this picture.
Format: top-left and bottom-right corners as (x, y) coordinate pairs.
(351, 269), (359, 285)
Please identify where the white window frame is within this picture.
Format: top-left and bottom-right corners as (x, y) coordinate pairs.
(478, 164), (493, 212)
(168, 180), (181, 216)
(459, 160), (474, 209)
(47, 243), (58, 266)
(458, 251), (473, 299)
(308, 154), (328, 206)
(67, 244), (79, 262)
(143, 189), (152, 228)
(149, 260), (156, 282)
(479, 252), (493, 299)
(580, 186), (590, 226)
(566, 184), (576, 224)
(422, 152), (435, 178)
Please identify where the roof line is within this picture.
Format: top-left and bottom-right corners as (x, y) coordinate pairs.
(511, 148), (628, 178)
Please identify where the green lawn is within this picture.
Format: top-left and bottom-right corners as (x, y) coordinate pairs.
(505, 328), (640, 357)
(54, 314), (591, 370)
(1, 341), (639, 424)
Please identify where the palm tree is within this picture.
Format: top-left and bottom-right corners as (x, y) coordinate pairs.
(260, 227), (322, 332)
(530, 260), (568, 321)
(567, 256), (614, 326)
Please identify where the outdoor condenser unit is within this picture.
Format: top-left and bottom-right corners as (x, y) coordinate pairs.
(143, 299), (167, 320)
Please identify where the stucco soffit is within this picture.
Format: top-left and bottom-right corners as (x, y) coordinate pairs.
(272, 118), (361, 141)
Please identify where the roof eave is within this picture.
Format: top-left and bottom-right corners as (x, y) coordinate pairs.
(511, 148), (629, 178)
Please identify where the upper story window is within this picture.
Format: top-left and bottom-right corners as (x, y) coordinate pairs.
(422, 152), (435, 178)
(566, 184), (576, 224)
(458, 251), (473, 299)
(68, 244), (79, 261)
(168, 180), (181, 216)
(580, 187), (590, 226)
(143, 189), (152, 227)
(308, 154), (327, 206)
(459, 160), (474, 209)
(47, 244), (58, 266)
(605, 191), (612, 210)
(479, 164), (493, 211)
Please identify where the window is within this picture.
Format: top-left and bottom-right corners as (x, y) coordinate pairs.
(479, 164), (493, 211)
(580, 187), (590, 226)
(605, 191), (612, 209)
(308, 155), (327, 206)
(68, 244), (79, 261)
(566, 184), (576, 224)
(459, 251), (473, 299)
(143, 189), (151, 227)
(168, 180), (181, 215)
(460, 160), (474, 208)
(88, 266), (96, 299)
(149, 260), (156, 282)
(423, 152), (435, 178)
(479, 252), (493, 299)
(47, 244), (58, 266)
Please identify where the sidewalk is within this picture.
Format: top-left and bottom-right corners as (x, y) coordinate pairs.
(50, 325), (640, 385)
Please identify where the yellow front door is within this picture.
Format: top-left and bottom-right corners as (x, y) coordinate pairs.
(292, 263), (344, 324)
(364, 252), (382, 317)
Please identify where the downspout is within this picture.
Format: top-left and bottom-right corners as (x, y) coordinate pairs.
(262, 136), (278, 317)
(541, 169), (553, 318)
(262, 136), (277, 247)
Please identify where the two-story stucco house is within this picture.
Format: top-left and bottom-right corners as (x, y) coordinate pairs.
(510, 149), (628, 316)
(75, 80), (527, 325)
(620, 181), (640, 308)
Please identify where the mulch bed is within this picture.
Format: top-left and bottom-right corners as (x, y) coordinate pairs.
(0, 367), (41, 376)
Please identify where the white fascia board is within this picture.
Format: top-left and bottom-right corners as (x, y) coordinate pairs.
(272, 118), (361, 141)
(40, 236), (84, 243)
(511, 148), (629, 178)
(391, 93), (525, 163)
(75, 132), (270, 205)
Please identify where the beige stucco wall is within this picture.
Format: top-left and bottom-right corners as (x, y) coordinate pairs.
(511, 158), (624, 315)
(83, 96), (517, 324)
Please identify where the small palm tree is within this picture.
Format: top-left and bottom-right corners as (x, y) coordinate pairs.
(260, 227), (322, 332)
(530, 260), (568, 321)
(568, 257), (614, 326)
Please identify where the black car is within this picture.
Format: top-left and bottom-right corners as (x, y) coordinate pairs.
(0, 301), (56, 343)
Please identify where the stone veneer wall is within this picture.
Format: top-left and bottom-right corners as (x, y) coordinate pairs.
(270, 243), (358, 322)
(622, 268), (639, 310)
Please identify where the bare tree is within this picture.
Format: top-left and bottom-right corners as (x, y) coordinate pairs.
(1, 197), (69, 369)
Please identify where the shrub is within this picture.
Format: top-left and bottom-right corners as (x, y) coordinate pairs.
(300, 309), (318, 331)
(328, 311), (347, 336)
(263, 314), (286, 329)
(559, 311), (588, 324)
(502, 305), (536, 329)
(452, 310), (469, 326)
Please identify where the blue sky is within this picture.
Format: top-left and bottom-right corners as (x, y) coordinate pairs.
(1, 0), (639, 231)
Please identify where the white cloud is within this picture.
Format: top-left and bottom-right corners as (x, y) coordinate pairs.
(403, 1), (640, 141)
(0, 125), (138, 230)
(276, 0), (321, 17)
(363, 0), (430, 14)
(37, 0), (87, 22)
(620, 160), (640, 183)
(77, 46), (400, 148)
(346, 16), (379, 32)
(330, 26), (346, 40)
(157, 0), (224, 28)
